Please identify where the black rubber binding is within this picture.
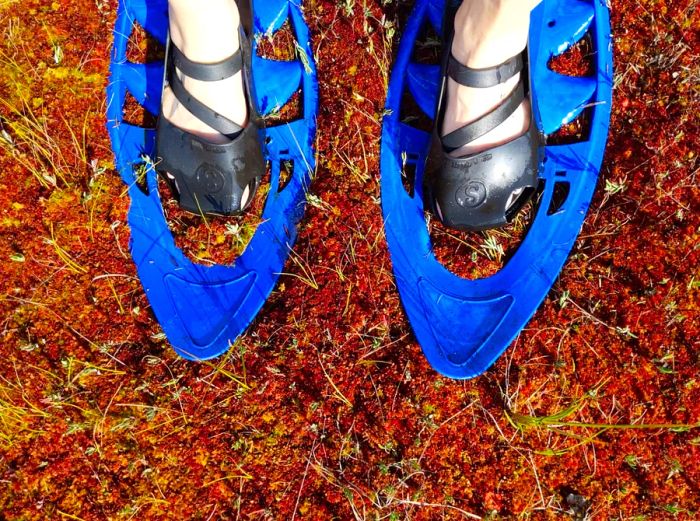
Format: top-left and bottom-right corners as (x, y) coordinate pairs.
(424, 4), (543, 232)
(156, 1), (265, 216)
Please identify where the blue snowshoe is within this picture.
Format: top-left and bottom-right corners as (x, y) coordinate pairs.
(380, 0), (613, 378)
(106, 0), (318, 360)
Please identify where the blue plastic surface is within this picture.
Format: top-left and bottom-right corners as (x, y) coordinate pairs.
(380, 0), (613, 378)
(106, 0), (318, 360)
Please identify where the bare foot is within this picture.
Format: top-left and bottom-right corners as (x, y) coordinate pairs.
(443, 0), (541, 157)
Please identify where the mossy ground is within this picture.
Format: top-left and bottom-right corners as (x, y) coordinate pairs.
(0, 0), (698, 519)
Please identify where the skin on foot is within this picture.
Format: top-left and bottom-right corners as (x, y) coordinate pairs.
(443, 0), (542, 157)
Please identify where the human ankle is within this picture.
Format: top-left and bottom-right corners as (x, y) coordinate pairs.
(452, 0), (530, 68)
(168, 0), (240, 62)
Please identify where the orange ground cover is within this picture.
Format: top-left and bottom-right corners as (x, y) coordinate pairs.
(0, 0), (698, 518)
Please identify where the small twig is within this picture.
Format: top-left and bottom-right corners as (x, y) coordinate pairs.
(393, 499), (481, 519)
(317, 353), (352, 408)
(291, 439), (317, 521)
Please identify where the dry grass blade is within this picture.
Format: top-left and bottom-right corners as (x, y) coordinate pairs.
(0, 376), (48, 449)
(43, 223), (88, 274)
(280, 246), (319, 290)
(506, 379), (699, 456)
(0, 98), (77, 189)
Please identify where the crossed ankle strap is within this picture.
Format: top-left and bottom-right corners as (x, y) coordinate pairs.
(167, 37), (246, 137)
(171, 45), (243, 82)
(447, 52), (523, 88)
(440, 52), (526, 153)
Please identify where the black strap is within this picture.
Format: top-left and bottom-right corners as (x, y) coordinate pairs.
(448, 53), (523, 88)
(441, 81), (525, 152)
(168, 66), (244, 137)
(171, 44), (242, 82)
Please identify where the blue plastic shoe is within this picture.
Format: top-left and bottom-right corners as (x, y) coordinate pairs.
(106, 0), (318, 360)
(380, 0), (613, 378)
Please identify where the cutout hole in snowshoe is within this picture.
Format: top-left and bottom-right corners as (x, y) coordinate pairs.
(427, 180), (543, 279)
(547, 106), (592, 145)
(401, 160), (417, 198)
(548, 30), (595, 78)
(256, 20), (297, 61)
(411, 20), (441, 66)
(505, 185), (537, 222)
(122, 91), (157, 128)
(547, 180), (570, 215)
(126, 21), (165, 64)
(131, 160), (150, 196)
(399, 87), (433, 132)
(278, 159), (293, 192)
(159, 163), (271, 265)
(263, 90), (303, 126)
(428, 217), (500, 280)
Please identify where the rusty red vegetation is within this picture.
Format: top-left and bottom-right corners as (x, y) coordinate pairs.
(0, 0), (698, 519)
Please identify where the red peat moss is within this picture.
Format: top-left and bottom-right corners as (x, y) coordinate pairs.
(0, 0), (698, 519)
